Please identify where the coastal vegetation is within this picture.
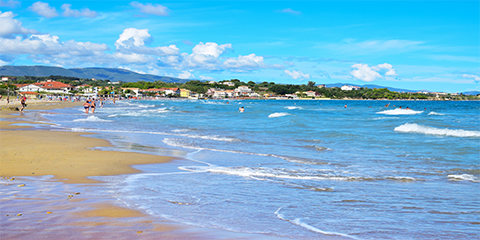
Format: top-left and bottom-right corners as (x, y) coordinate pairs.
(2, 75), (479, 100)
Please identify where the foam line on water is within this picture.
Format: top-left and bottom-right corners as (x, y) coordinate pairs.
(269, 112), (291, 118)
(377, 109), (423, 115)
(447, 174), (479, 182)
(275, 207), (360, 239)
(69, 128), (239, 142)
(394, 123), (480, 137)
(428, 111), (445, 115)
(73, 116), (112, 122)
(162, 138), (327, 165)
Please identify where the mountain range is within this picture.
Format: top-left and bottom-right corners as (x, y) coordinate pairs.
(0, 65), (189, 83)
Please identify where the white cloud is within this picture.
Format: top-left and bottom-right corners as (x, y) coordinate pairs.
(350, 63), (397, 82)
(284, 69), (310, 80)
(192, 42), (231, 58)
(372, 63), (397, 76)
(116, 28), (151, 48)
(350, 64), (381, 82)
(178, 70), (195, 79)
(115, 28), (179, 56)
(462, 74), (480, 83)
(29, 2), (58, 18)
(0, 0), (20, 8)
(0, 59), (10, 66)
(223, 54), (265, 72)
(183, 42), (232, 70)
(130, 2), (169, 16)
(0, 34), (108, 56)
(61, 4), (98, 18)
(0, 11), (38, 38)
(280, 8), (301, 15)
(199, 75), (214, 80)
(114, 52), (155, 64)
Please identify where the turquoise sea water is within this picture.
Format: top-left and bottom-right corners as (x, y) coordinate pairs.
(42, 99), (479, 239)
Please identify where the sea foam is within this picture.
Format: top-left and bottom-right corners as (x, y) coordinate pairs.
(269, 112), (291, 118)
(73, 116), (112, 122)
(394, 123), (480, 137)
(447, 174), (480, 182)
(377, 109), (423, 115)
(275, 207), (359, 239)
(428, 111), (445, 115)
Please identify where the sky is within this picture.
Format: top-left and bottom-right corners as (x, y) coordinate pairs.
(0, 0), (479, 93)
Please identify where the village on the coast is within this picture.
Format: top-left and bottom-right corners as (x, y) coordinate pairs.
(1, 75), (478, 102)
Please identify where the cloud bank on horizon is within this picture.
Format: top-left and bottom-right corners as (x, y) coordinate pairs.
(0, 0), (478, 92)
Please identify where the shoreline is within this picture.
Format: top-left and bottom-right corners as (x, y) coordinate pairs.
(0, 103), (286, 239)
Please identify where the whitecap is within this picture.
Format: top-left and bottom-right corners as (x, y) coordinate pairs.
(428, 111), (445, 116)
(172, 129), (191, 133)
(73, 116), (112, 122)
(394, 123), (480, 137)
(269, 112), (291, 118)
(377, 109), (423, 115)
(447, 174), (480, 182)
(285, 106), (302, 110)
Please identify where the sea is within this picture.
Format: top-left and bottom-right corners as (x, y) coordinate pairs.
(39, 99), (479, 239)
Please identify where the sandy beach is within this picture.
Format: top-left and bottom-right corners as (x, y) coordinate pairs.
(0, 102), (279, 239)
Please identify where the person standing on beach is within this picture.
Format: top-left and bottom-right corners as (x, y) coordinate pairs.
(83, 100), (90, 114)
(20, 95), (26, 112)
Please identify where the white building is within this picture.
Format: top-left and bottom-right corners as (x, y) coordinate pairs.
(341, 85), (360, 91)
(234, 86), (252, 96)
(222, 81), (235, 87)
(17, 80), (73, 94)
(213, 90), (234, 98)
(305, 91), (316, 97)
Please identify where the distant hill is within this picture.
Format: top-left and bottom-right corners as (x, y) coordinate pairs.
(324, 83), (418, 93)
(0, 65), (190, 83)
(463, 91), (480, 96)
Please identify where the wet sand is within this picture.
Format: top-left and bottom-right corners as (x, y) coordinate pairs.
(0, 103), (284, 239)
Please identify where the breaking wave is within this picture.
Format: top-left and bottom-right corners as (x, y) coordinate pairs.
(73, 116), (112, 122)
(377, 109), (423, 115)
(447, 174), (480, 182)
(269, 112), (291, 118)
(428, 111), (445, 115)
(394, 123), (480, 137)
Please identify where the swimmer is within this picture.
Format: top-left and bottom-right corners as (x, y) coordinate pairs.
(344, 104), (347, 108)
(239, 106), (245, 112)
(83, 100), (90, 113)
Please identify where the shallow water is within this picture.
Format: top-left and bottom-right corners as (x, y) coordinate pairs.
(42, 99), (480, 239)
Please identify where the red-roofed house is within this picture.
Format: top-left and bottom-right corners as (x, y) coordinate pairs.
(17, 80), (73, 94)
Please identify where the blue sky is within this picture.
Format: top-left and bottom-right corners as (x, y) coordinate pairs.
(0, 0), (478, 92)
